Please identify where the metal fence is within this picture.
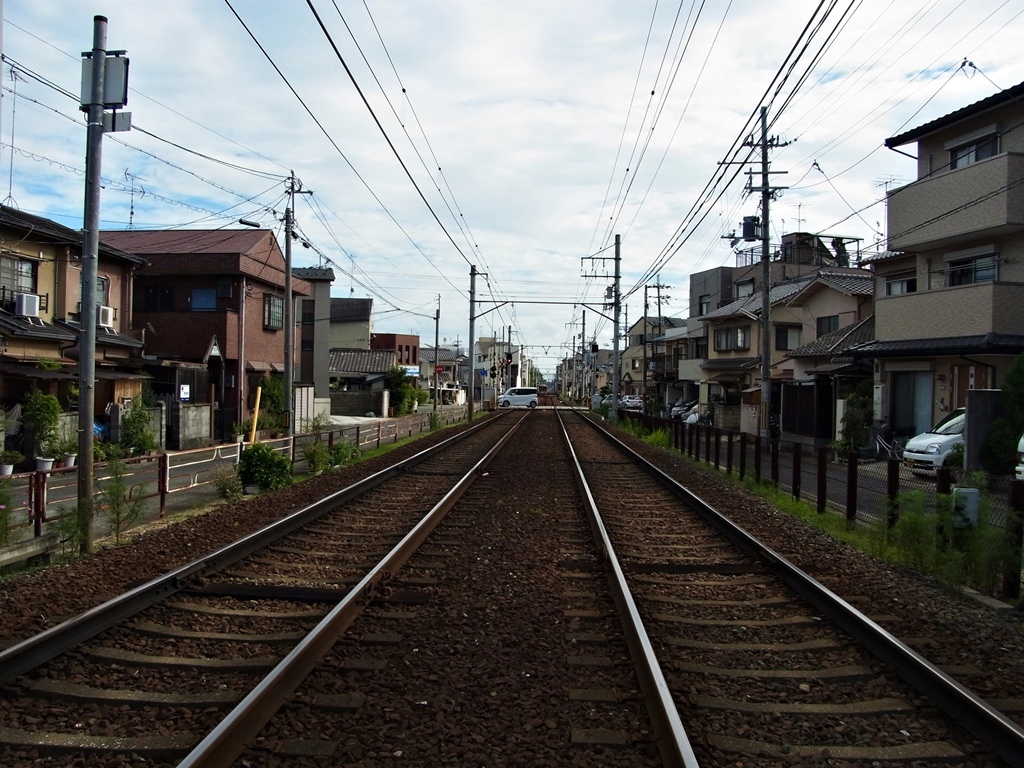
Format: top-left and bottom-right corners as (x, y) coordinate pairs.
(620, 410), (1024, 589)
(0, 407), (467, 567)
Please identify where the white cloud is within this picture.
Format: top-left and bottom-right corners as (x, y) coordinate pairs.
(3, 0), (1023, 372)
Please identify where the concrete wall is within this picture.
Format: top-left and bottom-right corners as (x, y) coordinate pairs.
(330, 390), (388, 417)
(171, 403), (211, 450)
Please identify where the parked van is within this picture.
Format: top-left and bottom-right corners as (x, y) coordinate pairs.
(498, 387), (539, 408)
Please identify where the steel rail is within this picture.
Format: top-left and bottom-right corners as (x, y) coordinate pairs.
(0, 414), (503, 685)
(556, 409), (701, 768)
(176, 411), (529, 767)
(577, 409), (1024, 767)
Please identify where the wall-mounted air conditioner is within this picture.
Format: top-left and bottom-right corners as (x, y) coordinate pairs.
(98, 305), (116, 328)
(15, 293), (40, 317)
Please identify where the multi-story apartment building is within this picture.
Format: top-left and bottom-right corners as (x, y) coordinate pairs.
(852, 81), (1024, 437)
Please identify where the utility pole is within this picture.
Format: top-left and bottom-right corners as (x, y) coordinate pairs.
(79, 16), (130, 554)
(468, 265), (477, 421)
(433, 296), (440, 413)
(282, 173), (312, 437)
(581, 310), (586, 402)
(642, 286), (649, 408)
(612, 234), (621, 420)
(743, 106), (788, 443)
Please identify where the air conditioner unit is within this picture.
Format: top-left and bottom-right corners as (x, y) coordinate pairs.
(15, 293), (40, 317)
(98, 305), (116, 328)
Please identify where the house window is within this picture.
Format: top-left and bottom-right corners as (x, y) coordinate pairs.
(300, 339), (314, 352)
(95, 275), (110, 305)
(735, 280), (754, 298)
(950, 134), (997, 170)
(885, 272), (917, 295)
(947, 254), (996, 286)
(263, 294), (284, 330)
(816, 315), (839, 337)
(775, 325), (801, 351)
(216, 276), (233, 298)
(0, 255), (36, 301)
(631, 358), (640, 370)
(142, 285), (174, 311)
(694, 337), (708, 359)
(192, 288), (216, 311)
(713, 325), (750, 352)
(698, 294), (710, 315)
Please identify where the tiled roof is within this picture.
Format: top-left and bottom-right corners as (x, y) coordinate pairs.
(54, 318), (145, 349)
(100, 228), (270, 255)
(700, 278), (812, 321)
(788, 316), (875, 358)
(848, 333), (1024, 358)
(0, 205), (146, 265)
(330, 298), (373, 323)
(0, 311), (77, 343)
(813, 271), (875, 296)
(420, 347), (459, 363)
(886, 80), (1024, 148)
(328, 348), (397, 374)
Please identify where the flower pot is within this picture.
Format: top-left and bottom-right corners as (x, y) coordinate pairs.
(35, 457), (55, 471)
(0, 464), (13, 476)
(64, 453), (77, 468)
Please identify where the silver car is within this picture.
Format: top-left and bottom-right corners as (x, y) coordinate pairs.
(903, 408), (965, 475)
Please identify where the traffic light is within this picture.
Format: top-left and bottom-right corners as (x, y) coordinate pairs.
(489, 366), (497, 379)
(505, 352), (512, 363)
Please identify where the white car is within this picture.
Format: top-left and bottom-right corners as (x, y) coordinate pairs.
(903, 408), (965, 476)
(498, 387), (538, 408)
(619, 395), (642, 410)
(1016, 434), (1024, 481)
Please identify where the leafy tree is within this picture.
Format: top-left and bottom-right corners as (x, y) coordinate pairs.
(981, 352), (1024, 474)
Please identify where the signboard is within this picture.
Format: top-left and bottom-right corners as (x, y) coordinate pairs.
(179, 384), (191, 402)
(435, 365), (444, 375)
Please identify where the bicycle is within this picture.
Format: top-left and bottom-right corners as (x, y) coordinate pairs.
(875, 426), (905, 460)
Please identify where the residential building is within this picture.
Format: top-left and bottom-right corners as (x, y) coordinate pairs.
(371, 333), (420, 377)
(700, 267), (873, 434)
(329, 298), (372, 350)
(101, 228), (309, 437)
(420, 346), (467, 405)
(293, 267), (335, 401)
(0, 206), (148, 418)
(852, 80), (1024, 437)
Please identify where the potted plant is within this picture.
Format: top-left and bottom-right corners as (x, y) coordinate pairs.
(23, 389), (62, 470)
(0, 449), (24, 475)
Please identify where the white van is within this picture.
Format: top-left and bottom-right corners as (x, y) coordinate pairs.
(1016, 434), (1024, 481)
(498, 387), (539, 408)
(903, 408), (965, 476)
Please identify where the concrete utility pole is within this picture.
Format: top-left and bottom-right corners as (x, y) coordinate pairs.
(433, 297), (440, 413)
(612, 234), (621, 420)
(744, 106), (788, 443)
(79, 16), (130, 554)
(282, 173), (311, 437)
(468, 265), (476, 421)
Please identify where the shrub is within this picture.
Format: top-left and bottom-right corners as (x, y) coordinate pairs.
(238, 442), (292, 491)
(330, 441), (361, 467)
(0, 478), (12, 547)
(119, 401), (157, 456)
(24, 390), (62, 458)
(209, 464), (243, 500)
(302, 441), (331, 474)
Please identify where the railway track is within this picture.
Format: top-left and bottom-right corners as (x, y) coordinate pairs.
(0, 412), (519, 767)
(562, 408), (1024, 767)
(1, 408), (1022, 766)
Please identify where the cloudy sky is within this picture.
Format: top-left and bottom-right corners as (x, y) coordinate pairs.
(2, 1), (1023, 377)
